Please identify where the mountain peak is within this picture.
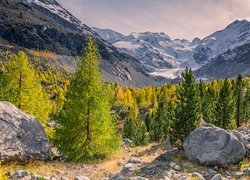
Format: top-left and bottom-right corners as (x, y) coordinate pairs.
(226, 19), (249, 29)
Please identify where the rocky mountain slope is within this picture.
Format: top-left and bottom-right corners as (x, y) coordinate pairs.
(0, 0), (162, 87)
(94, 28), (201, 80)
(193, 20), (250, 81)
(94, 20), (250, 81)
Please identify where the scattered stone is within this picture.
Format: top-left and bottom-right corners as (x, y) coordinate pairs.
(0, 101), (51, 162)
(130, 176), (148, 180)
(163, 177), (171, 180)
(61, 177), (69, 180)
(211, 174), (223, 180)
(179, 176), (190, 180)
(208, 169), (219, 176)
(129, 156), (142, 164)
(10, 170), (31, 180)
(192, 172), (205, 180)
(243, 167), (250, 175)
(111, 175), (126, 180)
(74, 176), (89, 180)
(162, 170), (172, 178)
(170, 162), (177, 168)
(174, 165), (181, 171)
(183, 124), (246, 165)
(233, 171), (244, 178)
(155, 148), (179, 162)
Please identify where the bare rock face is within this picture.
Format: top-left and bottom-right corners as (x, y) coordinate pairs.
(183, 124), (246, 166)
(0, 101), (51, 162)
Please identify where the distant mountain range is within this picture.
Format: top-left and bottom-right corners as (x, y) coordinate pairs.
(93, 20), (250, 81)
(0, 0), (249, 86)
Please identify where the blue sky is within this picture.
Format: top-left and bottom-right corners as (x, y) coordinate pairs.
(57, 0), (250, 40)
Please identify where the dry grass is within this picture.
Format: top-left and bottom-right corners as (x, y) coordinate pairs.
(0, 143), (163, 180)
(30, 50), (56, 59)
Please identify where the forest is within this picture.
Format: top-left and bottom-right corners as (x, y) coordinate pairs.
(0, 38), (249, 161)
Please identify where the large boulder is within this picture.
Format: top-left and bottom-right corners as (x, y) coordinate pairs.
(0, 101), (51, 162)
(183, 124), (246, 165)
(231, 129), (250, 157)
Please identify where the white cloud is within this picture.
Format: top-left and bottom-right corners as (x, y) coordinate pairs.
(57, 0), (250, 40)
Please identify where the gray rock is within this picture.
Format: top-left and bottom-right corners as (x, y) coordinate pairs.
(211, 174), (223, 180)
(61, 177), (69, 180)
(0, 101), (51, 162)
(129, 156), (142, 164)
(170, 162), (177, 168)
(244, 167), (250, 175)
(183, 124), (246, 165)
(233, 171), (244, 178)
(163, 177), (171, 180)
(10, 170), (31, 180)
(192, 172), (205, 180)
(174, 165), (181, 171)
(130, 177), (148, 180)
(74, 176), (89, 180)
(179, 175), (190, 180)
(162, 170), (172, 178)
(155, 148), (179, 162)
(232, 130), (250, 157)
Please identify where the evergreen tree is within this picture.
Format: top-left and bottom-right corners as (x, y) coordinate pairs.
(215, 78), (235, 129)
(174, 68), (199, 141)
(234, 74), (244, 127)
(2, 52), (51, 124)
(54, 38), (120, 161)
(150, 87), (174, 142)
(202, 86), (217, 124)
(242, 87), (250, 126)
(124, 101), (148, 146)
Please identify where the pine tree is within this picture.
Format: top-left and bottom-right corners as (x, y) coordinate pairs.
(124, 101), (148, 146)
(234, 74), (244, 127)
(215, 78), (235, 129)
(54, 38), (120, 161)
(174, 68), (199, 141)
(202, 86), (217, 124)
(242, 86), (250, 126)
(3, 52), (51, 124)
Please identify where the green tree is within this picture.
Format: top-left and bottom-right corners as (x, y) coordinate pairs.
(215, 78), (235, 129)
(2, 52), (51, 124)
(54, 38), (120, 161)
(174, 68), (199, 141)
(242, 86), (250, 126)
(150, 86), (174, 142)
(124, 101), (148, 146)
(234, 74), (244, 127)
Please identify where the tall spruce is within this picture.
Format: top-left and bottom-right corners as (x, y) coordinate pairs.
(150, 86), (174, 142)
(1, 52), (51, 124)
(174, 68), (199, 141)
(234, 74), (244, 127)
(215, 78), (235, 129)
(242, 86), (250, 126)
(54, 38), (120, 161)
(124, 101), (148, 146)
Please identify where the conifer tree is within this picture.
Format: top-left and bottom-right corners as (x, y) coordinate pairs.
(124, 101), (148, 146)
(54, 38), (120, 161)
(215, 78), (235, 129)
(242, 87), (250, 126)
(174, 68), (199, 141)
(3, 52), (51, 124)
(234, 74), (244, 127)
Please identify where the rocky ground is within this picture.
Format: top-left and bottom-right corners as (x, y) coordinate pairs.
(1, 142), (249, 180)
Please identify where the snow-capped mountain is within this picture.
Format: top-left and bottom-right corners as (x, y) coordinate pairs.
(94, 20), (250, 81)
(194, 20), (250, 65)
(94, 29), (201, 79)
(92, 27), (125, 43)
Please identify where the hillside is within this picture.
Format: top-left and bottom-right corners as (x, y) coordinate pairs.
(0, 0), (162, 87)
